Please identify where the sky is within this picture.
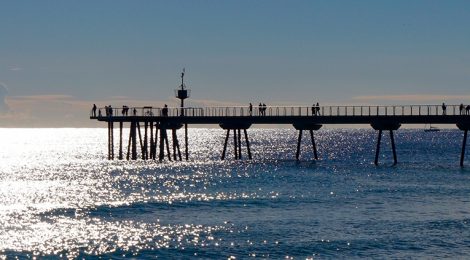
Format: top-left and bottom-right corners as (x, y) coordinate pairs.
(1, 0), (470, 127)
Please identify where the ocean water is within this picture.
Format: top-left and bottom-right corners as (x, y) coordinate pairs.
(0, 128), (469, 259)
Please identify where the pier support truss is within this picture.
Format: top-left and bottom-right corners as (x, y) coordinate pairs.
(219, 123), (252, 160)
(371, 123), (401, 166)
(107, 120), (186, 162)
(293, 124), (322, 161)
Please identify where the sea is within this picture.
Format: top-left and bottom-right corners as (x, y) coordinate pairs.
(0, 128), (469, 259)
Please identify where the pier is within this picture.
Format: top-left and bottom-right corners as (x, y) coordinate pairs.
(91, 104), (470, 166)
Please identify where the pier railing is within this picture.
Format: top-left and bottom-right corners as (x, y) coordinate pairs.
(91, 104), (468, 118)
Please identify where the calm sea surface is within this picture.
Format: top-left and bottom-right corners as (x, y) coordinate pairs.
(0, 128), (469, 259)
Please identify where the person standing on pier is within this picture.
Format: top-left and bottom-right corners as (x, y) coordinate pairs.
(311, 103), (315, 116)
(122, 105), (129, 116)
(162, 104), (168, 117)
(466, 105), (470, 115)
(442, 102), (447, 115)
(258, 103), (262, 116)
(460, 104), (465, 115)
(92, 104), (97, 117)
(108, 105), (113, 117)
(249, 103), (253, 116)
(316, 102), (320, 115)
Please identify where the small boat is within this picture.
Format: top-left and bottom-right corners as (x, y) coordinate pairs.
(424, 124), (440, 132)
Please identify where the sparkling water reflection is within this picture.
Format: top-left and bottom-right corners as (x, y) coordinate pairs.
(0, 128), (469, 258)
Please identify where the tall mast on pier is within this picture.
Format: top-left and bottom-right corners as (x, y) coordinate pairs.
(175, 68), (191, 116)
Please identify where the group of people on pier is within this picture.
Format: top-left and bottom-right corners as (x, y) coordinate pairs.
(248, 103), (268, 116)
(460, 103), (470, 115)
(312, 102), (320, 116)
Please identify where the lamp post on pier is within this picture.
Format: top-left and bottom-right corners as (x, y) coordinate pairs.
(174, 68), (191, 160)
(175, 68), (191, 116)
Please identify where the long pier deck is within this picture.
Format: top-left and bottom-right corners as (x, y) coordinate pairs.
(90, 104), (470, 166)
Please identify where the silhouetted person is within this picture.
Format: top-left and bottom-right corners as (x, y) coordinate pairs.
(249, 103), (253, 116)
(258, 103), (262, 116)
(133, 108), (137, 116)
(442, 102), (447, 115)
(108, 105), (113, 116)
(316, 102), (320, 115)
(262, 103), (267, 116)
(104, 106), (109, 116)
(162, 104), (168, 117)
(98, 109), (102, 117)
(92, 104), (97, 117)
(460, 104), (465, 115)
(467, 105), (470, 115)
(122, 105), (129, 116)
(311, 103), (315, 116)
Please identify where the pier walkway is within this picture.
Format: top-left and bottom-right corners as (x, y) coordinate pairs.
(90, 104), (470, 166)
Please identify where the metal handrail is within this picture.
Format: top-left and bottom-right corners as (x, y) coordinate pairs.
(90, 104), (470, 118)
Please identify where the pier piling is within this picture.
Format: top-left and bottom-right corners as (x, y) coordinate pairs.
(233, 129), (238, 159)
(221, 129), (230, 160)
(293, 124), (322, 160)
(185, 124), (189, 160)
(371, 123), (401, 166)
(238, 129), (242, 159)
(296, 130), (303, 160)
(119, 122), (123, 160)
(244, 129), (252, 159)
(461, 130), (468, 167)
(107, 121), (114, 160)
(144, 122), (149, 160)
(150, 122), (154, 160)
(137, 122), (143, 159)
(219, 123), (252, 160)
(131, 121), (137, 160)
(390, 130), (397, 165)
(374, 130), (382, 166)
(164, 129), (171, 161)
(309, 130), (318, 160)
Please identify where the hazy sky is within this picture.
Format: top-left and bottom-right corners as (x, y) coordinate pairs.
(1, 0), (470, 126)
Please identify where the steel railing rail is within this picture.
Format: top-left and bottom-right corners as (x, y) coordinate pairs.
(90, 105), (469, 118)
